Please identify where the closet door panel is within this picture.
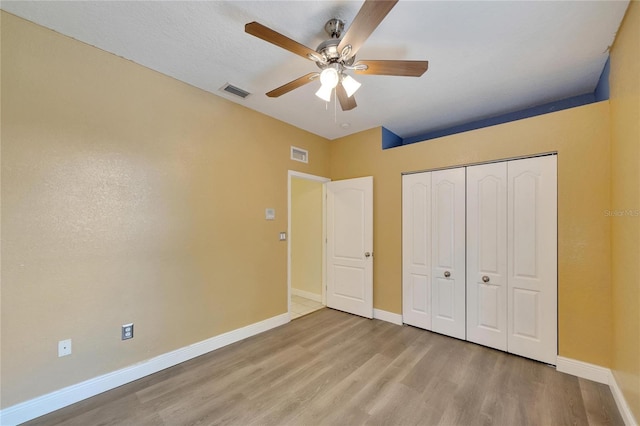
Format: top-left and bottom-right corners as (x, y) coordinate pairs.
(466, 162), (508, 351)
(431, 168), (466, 339)
(507, 156), (557, 364)
(402, 173), (432, 330)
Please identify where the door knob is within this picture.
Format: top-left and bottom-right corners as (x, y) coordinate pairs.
(444, 271), (451, 278)
(365, 252), (371, 258)
(482, 276), (490, 283)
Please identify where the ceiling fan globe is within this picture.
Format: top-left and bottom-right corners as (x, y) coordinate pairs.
(320, 67), (340, 89)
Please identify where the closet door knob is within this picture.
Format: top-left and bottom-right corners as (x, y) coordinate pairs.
(364, 252), (371, 258)
(482, 276), (490, 283)
(444, 271), (451, 278)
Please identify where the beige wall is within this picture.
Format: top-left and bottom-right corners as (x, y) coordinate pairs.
(0, 12), (330, 407)
(610, 0), (640, 420)
(291, 178), (323, 297)
(2, 3), (638, 415)
(330, 102), (612, 367)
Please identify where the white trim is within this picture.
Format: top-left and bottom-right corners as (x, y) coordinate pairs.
(609, 370), (639, 426)
(287, 170), (330, 319)
(288, 170), (330, 183)
(291, 288), (322, 303)
(556, 356), (610, 384)
(373, 309), (403, 325)
(321, 183), (327, 307)
(556, 356), (638, 426)
(0, 313), (290, 426)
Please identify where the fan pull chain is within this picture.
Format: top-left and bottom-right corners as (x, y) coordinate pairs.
(334, 88), (337, 123)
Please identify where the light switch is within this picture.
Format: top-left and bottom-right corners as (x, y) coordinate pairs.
(265, 208), (275, 220)
(279, 232), (287, 241)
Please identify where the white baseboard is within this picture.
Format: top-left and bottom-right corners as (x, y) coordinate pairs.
(373, 308), (403, 325)
(556, 356), (610, 384)
(291, 288), (322, 303)
(0, 313), (290, 426)
(609, 370), (639, 426)
(556, 356), (638, 426)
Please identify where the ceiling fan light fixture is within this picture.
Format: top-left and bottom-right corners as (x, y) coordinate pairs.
(315, 84), (333, 102)
(319, 67), (340, 89)
(341, 74), (361, 97)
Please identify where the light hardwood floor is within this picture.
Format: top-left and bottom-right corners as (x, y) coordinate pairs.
(26, 308), (623, 425)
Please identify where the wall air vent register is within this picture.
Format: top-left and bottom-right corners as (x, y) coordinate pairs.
(290, 146), (308, 163)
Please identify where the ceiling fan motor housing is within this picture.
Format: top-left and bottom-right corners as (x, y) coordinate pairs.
(324, 18), (344, 38)
(315, 19), (356, 71)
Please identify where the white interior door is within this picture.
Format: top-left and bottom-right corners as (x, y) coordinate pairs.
(466, 162), (508, 351)
(326, 176), (373, 319)
(402, 172), (432, 330)
(431, 168), (466, 339)
(507, 156), (557, 364)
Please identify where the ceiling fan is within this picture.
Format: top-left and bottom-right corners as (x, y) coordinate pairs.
(245, 0), (429, 111)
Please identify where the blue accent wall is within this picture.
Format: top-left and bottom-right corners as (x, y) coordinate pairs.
(382, 126), (403, 149)
(594, 57), (610, 102)
(384, 56), (611, 149)
(402, 93), (596, 145)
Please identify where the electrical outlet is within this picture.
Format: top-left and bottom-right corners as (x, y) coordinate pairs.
(58, 339), (72, 357)
(122, 323), (134, 340)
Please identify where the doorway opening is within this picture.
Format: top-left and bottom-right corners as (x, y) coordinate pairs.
(287, 171), (330, 319)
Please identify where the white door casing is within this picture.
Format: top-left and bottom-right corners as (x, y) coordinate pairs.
(287, 171), (330, 318)
(431, 168), (466, 339)
(507, 156), (557, 364)
(402, 173), (432, 330)
(466, 162), (508, 351)
(326, 176), (373, 319)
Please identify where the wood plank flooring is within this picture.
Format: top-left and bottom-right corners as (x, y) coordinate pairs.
(25, 308), (623, 426)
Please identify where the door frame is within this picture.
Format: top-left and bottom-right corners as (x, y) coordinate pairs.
(287, 170), (331, 319)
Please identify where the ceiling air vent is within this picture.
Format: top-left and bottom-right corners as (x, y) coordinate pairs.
(291, 146), (308, 163)
(220, 83), (251, 99)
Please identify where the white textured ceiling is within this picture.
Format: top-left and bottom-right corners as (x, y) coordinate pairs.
(2, 1), (629, 140)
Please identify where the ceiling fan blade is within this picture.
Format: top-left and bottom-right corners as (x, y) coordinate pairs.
(245, 22), (318, 61)
(266, 73), (319, 98)
(336, 83), (357, 111)
(354, 60), (429, 77)
(337, 0), (398, 58)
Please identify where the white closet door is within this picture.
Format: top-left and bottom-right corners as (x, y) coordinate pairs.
(466, 162), (508, 351)
(507, 156), (557, 364)
(402, 172), (432, 330)
(431, 168), (466, 339)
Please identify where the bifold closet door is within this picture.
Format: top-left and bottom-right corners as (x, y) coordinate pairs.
(402, 168), (465, 338)
(402, 173), (432, 330)
(467, 156), (557, 363)
(431, 168), (466, 340)
(507, 156), (557, 365)
(405, 156), (556, 363)
(466, 162), (508, 351)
